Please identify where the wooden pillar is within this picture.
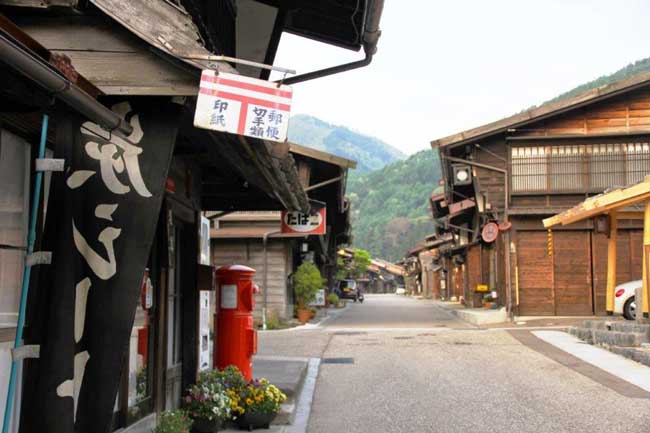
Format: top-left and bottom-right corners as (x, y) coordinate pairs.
(642, 201), (650, 319)
(606, 212), (617, 314)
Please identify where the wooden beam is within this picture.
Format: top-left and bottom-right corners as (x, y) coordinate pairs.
(606, 212), (617, 314)
(289, 142), (357, 169)
(448, 198), (475, 215)
(543, 176), (650, 227)
(616, 211), (644, 220)
(297, 161), (311, 189)
(643, 202), (650, 318)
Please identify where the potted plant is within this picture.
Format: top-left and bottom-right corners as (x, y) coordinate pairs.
(326, 293), (339, 308)
(230, 378), (287, 430)
(184, 379), (232, 432)
(483, 293), (494, 309)
(154, 410), (193, 433)
(292, 263), (323, 323)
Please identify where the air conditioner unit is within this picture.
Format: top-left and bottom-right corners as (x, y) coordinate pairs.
(452, 164), (472, 186)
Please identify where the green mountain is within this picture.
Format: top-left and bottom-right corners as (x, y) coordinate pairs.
(288, 114), (406, 173)
(347, 150), (442, 262)
(344, 58), (650, 262)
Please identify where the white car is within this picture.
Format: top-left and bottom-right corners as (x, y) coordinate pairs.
(395, 286), (406, 295)
(614, 280), (639, 320)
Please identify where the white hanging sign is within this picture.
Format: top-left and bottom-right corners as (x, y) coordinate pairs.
(194, 70), (292, 142)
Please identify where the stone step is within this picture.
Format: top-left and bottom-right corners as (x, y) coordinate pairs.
(608, 346), (650, 368)
(592, 329), (649, 347)
(568, 326), (650, 347)
(567, 326), (593, 343)
(609, 322), (650, 335)
(581, 320), (611, 330)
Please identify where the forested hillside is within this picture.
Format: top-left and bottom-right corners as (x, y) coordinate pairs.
(288, 114), (406, 173)
(344, 57), (650, 261)
(347, 150), (441, 262)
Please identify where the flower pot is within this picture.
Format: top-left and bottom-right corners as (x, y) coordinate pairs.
(192, 417), (223, 433)
(235, 411), (277, 431)
(297, 308), (311, 324)
(483, 302), (493, 309)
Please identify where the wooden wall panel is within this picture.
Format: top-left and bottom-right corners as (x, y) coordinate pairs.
(466, 244), (482, 307)
(630, 230), (644, 279)
(432, 270), (440, 299)
(452, 263), (464, 299)
(212, 239), (290, 318)
(467, 245), (481, 291)
(554, 231), (593, 315)
(517, 88), (650, 137)
(517, 231), (554, 315)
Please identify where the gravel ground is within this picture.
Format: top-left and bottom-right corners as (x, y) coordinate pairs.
(259, 295), (650, 433)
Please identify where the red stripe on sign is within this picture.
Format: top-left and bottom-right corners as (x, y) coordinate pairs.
(217, 78), (292, 99)
(199, 88), (291, 111)
(201, 74), (292, 98)
(238, 102), (248, 135)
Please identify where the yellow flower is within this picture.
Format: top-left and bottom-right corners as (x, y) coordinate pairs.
(245, 398), (253, 406)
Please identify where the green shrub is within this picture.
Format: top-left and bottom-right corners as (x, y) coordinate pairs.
(154, 410), (192, 433)
(293, 263), (323, 308)
(327, 293), (339, 305)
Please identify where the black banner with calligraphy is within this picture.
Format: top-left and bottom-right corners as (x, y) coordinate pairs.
(20, 101), (180, 433)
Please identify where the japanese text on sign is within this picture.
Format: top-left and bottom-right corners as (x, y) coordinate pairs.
(194, 70), (292, 143)
(281, 208), (326, 235)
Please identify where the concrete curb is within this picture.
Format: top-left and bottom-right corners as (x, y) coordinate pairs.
(433, 301), (507, 326)
(283, 358), (321, 433)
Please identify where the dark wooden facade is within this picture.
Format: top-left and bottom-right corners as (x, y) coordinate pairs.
(433, 75), (650, 316)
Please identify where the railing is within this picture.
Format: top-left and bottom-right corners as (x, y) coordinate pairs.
(511, 143), (650, 193)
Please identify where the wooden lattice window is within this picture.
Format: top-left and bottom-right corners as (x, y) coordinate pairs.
(511, 142), (650, 193)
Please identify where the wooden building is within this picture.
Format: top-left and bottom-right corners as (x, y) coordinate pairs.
(0, 2), (384, 433)
(338, 248), (405, 293)
(211, 212), (302, 320)
(544, 177), (650, 321)
(210, 145), (355, 321)
(431, 72), (650, 316)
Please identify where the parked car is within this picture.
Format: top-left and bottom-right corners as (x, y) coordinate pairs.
(395, 286), (406, 295)
(614, 280), (639, 320)
(337, 279), (362, 302)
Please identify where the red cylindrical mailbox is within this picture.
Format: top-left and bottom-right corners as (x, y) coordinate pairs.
(214, 265), (257, 380)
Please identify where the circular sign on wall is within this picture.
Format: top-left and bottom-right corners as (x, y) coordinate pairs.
(282, 210), (325, 233)
(481, 222), (499, 243)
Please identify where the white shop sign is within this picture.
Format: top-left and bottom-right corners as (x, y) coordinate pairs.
(194, 70), (292, 143)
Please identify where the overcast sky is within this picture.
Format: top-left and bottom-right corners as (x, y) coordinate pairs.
(272, 0), (650, 155)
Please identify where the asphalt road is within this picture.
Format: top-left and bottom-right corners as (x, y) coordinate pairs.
(260, 294), (650, 433)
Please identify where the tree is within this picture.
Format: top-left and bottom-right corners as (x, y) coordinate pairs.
(335, 257), (347, 280)
(351, 249), (372, 279)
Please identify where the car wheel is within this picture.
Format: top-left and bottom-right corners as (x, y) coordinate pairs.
(623, 297), (636, 321)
